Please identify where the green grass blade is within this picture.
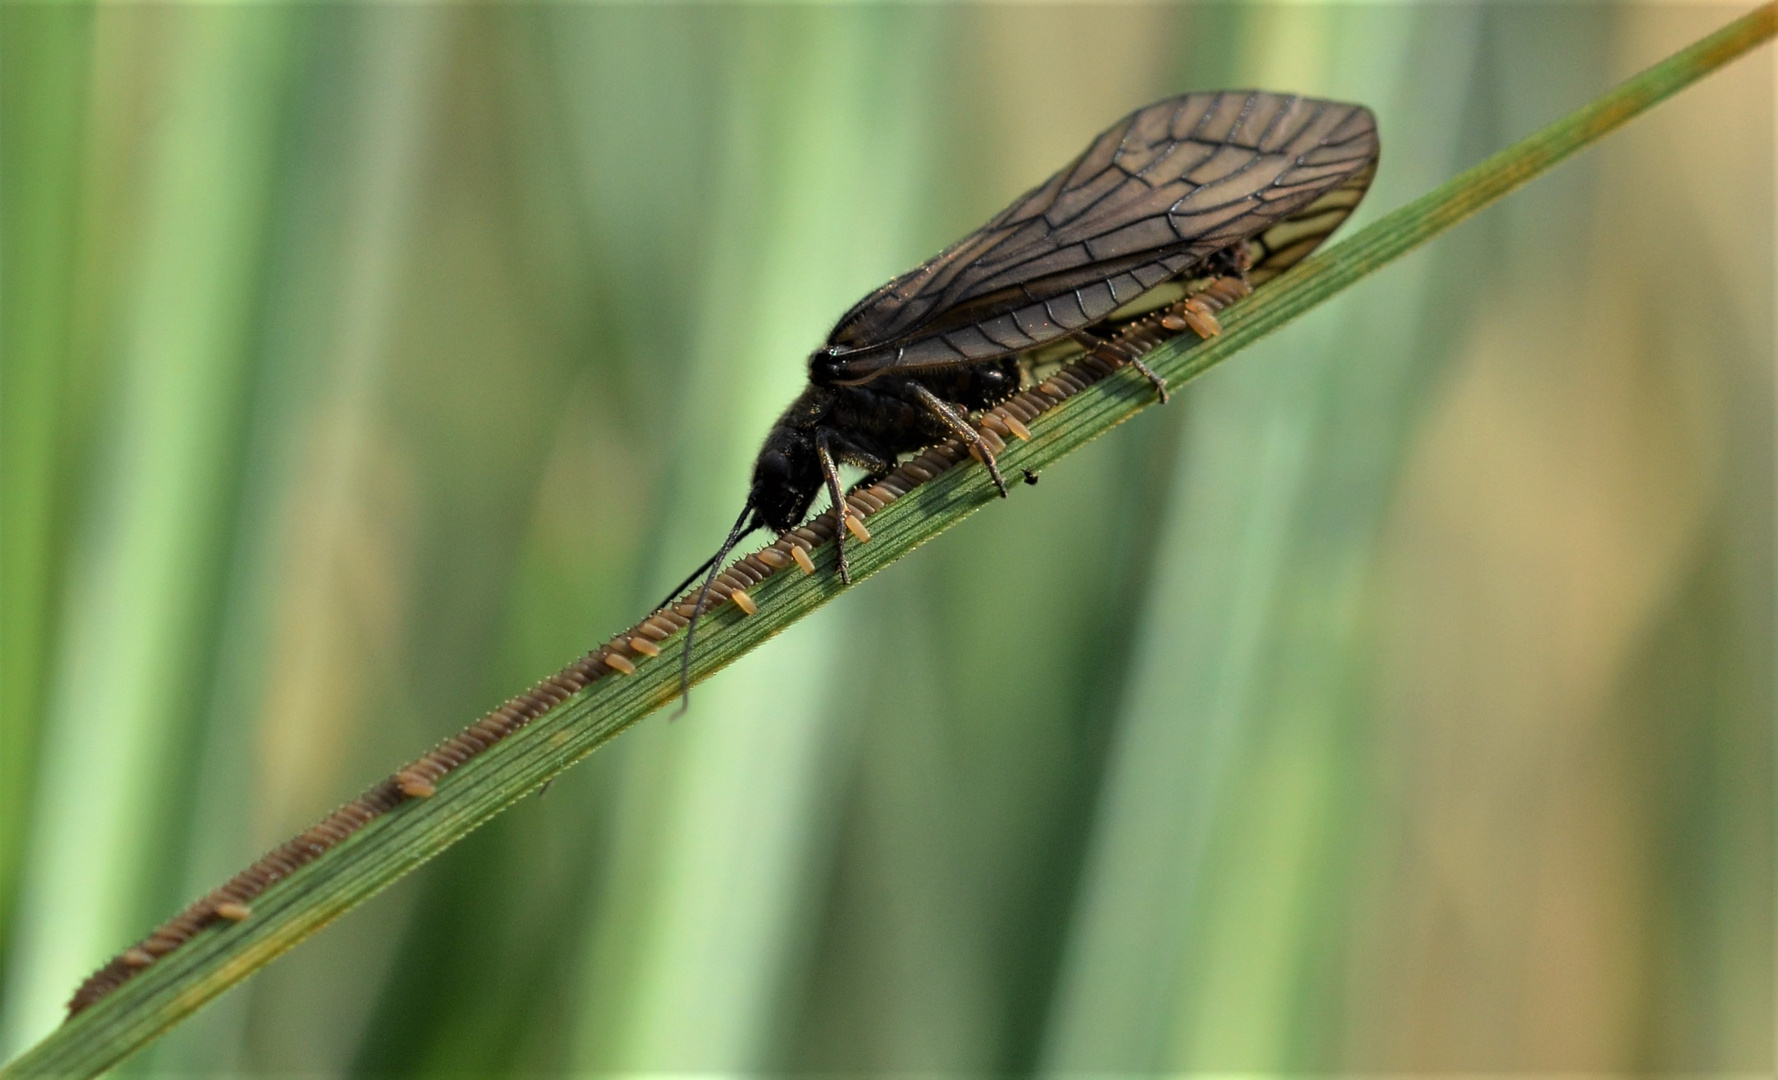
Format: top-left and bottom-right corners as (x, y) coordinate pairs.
(0, 4), (93, 965)
(3, 4), (1771, 1076)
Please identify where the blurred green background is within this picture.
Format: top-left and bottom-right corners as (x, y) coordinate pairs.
(1, 3), (1771, 1073)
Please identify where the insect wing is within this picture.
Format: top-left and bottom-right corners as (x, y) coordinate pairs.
(1246, 157), (1376, 286)
(823, 91), (1378, 381)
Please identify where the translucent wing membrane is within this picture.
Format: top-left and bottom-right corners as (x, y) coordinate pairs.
(1245, 158), (1377, 285)
(823, 91), (1378, 381)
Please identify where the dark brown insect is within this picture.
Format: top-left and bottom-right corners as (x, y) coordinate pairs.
(678, 90), (1379, 694)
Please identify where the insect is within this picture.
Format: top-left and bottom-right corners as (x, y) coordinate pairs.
(676, 90), (1379, 696)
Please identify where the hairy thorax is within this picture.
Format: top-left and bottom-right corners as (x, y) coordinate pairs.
(786, 359), (1022, 460)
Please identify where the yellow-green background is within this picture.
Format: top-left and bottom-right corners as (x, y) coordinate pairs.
(1, 3), (1770, 1073)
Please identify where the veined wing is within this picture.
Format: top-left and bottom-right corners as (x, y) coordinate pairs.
(1245, 157), (1376, 286)
(821, 91), (1378, 381)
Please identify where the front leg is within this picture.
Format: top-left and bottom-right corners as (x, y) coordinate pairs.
(910, 383), (1009, 497)
(815, 431), (867, 585)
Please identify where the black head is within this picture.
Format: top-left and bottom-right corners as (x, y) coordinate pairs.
(748, 429), (823, 532)
(672, 409), (828, 710)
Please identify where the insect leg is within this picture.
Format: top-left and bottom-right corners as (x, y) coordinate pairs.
(1071, 330), (1169, 403)
(823, 435), (894, 482)
(1122, 356), (1169, 403)
(910, 383), (1010, 497)
(814, 433), (858, 585)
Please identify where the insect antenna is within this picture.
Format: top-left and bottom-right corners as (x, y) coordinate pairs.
(655, 550), (722, 614)
(677, 500), (759, 712)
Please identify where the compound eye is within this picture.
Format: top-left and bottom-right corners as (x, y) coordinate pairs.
(750, 450), (807, 530)
(756, 450), (793, 483)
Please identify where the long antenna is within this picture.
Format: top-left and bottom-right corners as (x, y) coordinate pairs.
(654, 551), (721, 614)
(677, 501), (758, 713)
